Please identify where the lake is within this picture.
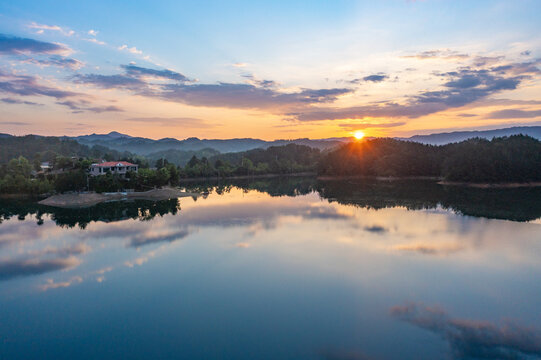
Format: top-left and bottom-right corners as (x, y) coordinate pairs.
(1, 178), (541, 360)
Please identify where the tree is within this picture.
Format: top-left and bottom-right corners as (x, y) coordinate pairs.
(7, 156), (32, 177)
(155, 158), (169, 169)
(187, 155), (200, 168)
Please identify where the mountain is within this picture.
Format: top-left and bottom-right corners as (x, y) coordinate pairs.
(146, 148), (221, 166)
(0, 134), (135, 164)
(403, 126), (541, 145)
(70, 131), (346, 155)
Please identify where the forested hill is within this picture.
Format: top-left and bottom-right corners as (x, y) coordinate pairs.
(403, 126), (541, 145)
(146, 148), (220, 167)
(318, 135), (541, 183)
(71, 132), (346, 155)
(0, 135), (134, 164)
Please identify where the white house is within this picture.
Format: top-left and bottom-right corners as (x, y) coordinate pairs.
(89, 161), (138, 177)
(40, 162), (52, 171)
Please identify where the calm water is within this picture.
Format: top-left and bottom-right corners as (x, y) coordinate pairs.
(1, 178), (541, 360)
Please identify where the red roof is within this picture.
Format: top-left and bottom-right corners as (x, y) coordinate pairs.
(95, 161), (137, 167)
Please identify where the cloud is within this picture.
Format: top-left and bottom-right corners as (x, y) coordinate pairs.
(473, 56), (505, 67)
(0, 121), (31, 126)
(95, 266), (113, 275)
(56, 99), (123, 113)
(124, 257), (148, 267)
(364, 225), (387, 233)
(290, 60), (539, 121)
(22, 54), (83, 70)
(0, 34), (71, 55)
(0, 34), (81, 71)
(84, 38), (106, 46)
(0, 71), (80, 99)
(338, 122), (406, 130)
(232, 62), (248, 67)
(118, 44), (142, 54)
(363, 74), (388, 82)
(392, 242), (464, 255)
(28, 243), (90, 257)
(128, 229), (190, 248)
(77, 75), (351, 110)
(390, 303), (541, 359)
(0, 256), (81, 281)
(235, 242), (251, 248)
(73, 73), (146, 89)
(158, 83), (351, 110)
(88, 29), (98, 36)
(402, 49), (469, 61)
(1, 97), (42, 106)
(121, 64), (190, 82)
(127, 117), (210, 127)
(242, 73), (279, 88)
(39, 276), (82, 291)
(71, 63), (352, 110)
(289, 103), (444, 122)
(350, 74), (389, 83)
(302, 207), (353, 220)
(485, 108), (541, 119)
(28, 22), (74, 36)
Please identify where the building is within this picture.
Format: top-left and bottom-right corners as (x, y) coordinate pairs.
(40, 162), (52, 171)
(89, 161), (138, 177)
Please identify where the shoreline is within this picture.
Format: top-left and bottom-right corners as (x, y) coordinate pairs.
(178, 172), (316, 182)
(38, 187), (198, 208)
(3, 175), (541, 204)
(438, 181), (541, 188)
(316, 175), (442, 182)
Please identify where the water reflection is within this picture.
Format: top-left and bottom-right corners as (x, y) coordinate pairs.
(2, 178), (541, 228)
(391, 303), (541, 359)
(0, 198), (181, 228)
(317, 179), (541, 222)
(0, 178), (540, 359)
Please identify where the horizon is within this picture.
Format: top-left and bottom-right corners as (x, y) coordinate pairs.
(3, 123), (541, 142)
(1, 1), (541, 140)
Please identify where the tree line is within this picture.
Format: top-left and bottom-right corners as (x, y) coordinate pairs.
(318, 135), (541, 183)
(1, 135), (540, 195)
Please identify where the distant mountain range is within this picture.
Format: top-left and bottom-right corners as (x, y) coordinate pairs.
(1, 126), (540, 157)
(67, 132), (347, 155)
(401, 126), (541, 145)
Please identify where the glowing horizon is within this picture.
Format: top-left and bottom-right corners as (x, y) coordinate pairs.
(0, 1), (540, 141)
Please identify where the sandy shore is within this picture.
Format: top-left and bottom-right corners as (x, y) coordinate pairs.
(38, 187), (198, 208)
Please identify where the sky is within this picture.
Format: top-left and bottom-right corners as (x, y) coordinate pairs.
(0, 0), (540, 140)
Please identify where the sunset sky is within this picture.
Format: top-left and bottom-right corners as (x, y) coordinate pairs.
(0, 0), (540, 140)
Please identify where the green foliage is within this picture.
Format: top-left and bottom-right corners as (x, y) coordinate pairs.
(7, 156), (33, 178)
(0, 174), (53, 195)
(147, 148), (220, 167)
(210, 144), (320, 175)
(0, 135), (136, 165)
(89, 173), (123, 193)
(441, 136), (541, 183)
(318, 138), (441, 177)
(1, 136), (539, 195)
(319, 135), (541, 183)
(54, 170), (87, 193)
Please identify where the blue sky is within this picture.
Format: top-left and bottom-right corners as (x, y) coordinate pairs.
(0, 0), (540, 139)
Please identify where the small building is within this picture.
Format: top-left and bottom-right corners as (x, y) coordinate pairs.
(40, 162), (52, 171)
(89, 161), (138, 177)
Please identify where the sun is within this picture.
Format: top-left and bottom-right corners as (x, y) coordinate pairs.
(353, 130), (365, 140)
